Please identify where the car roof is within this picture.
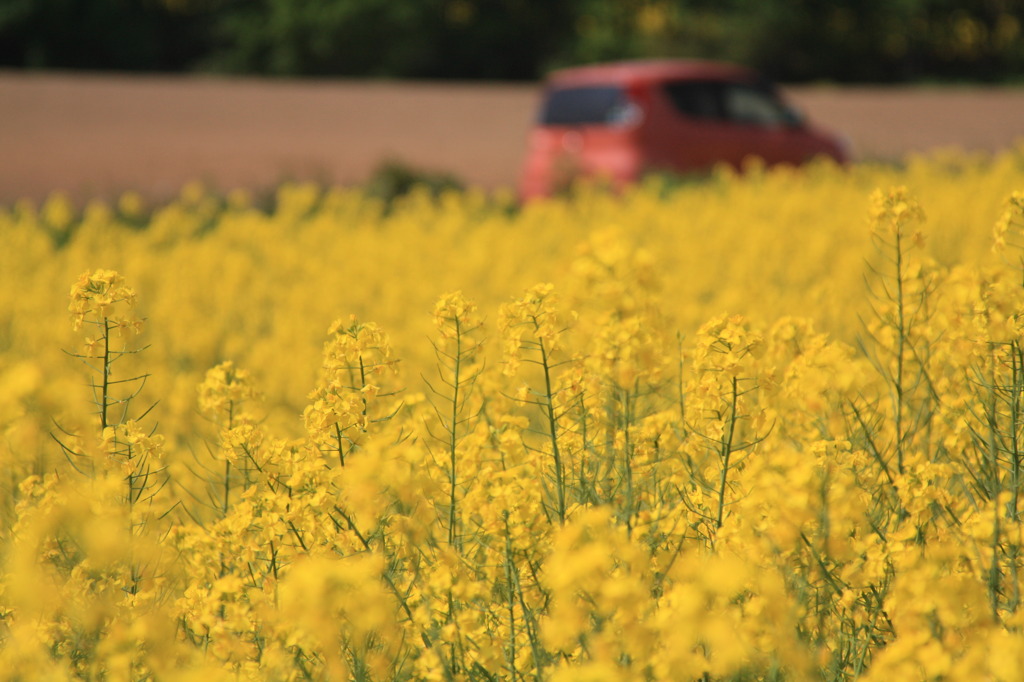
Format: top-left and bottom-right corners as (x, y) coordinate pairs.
(543, 59), (761, 87)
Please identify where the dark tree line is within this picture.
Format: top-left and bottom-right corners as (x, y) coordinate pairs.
(1, 0), (1021, 82)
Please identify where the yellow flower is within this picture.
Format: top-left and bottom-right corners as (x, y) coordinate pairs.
(68, 268), (142, 334)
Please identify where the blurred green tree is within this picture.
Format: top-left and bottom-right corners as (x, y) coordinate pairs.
(0, 0), (1021, 82)
(197, 0), (576, 79)
(0, 0), (199, 71)
(556, 0), (1024, 83)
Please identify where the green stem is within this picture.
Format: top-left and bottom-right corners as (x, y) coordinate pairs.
(448, 317), (462, 550)
(986, 348), (1003, 623)
(334, 422), (346, 467)
(101, 318), (111, 430)
(1012, 342), (1022, 521)
(623, 387), (634, 536)
(715, 377), (739, 530)
(503, 522), (518, 681)
(991, 489), (1002, 623)
(538, 338), (565, 524)
(894, 228), (906, 475)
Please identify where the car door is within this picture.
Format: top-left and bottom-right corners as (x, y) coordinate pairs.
(719, 82), (809, 166)
(647, 80), (752, 173)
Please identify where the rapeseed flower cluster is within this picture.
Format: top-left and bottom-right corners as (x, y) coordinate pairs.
(3, 149), (1024, 679)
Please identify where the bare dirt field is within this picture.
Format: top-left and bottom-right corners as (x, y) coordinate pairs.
(1, 71), (1022, 204)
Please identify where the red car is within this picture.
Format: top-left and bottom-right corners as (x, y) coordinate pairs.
(519, 59), (849, 199)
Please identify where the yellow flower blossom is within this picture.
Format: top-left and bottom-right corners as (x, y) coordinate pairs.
(7, 154), (1024, 680)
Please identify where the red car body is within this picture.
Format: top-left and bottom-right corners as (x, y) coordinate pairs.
(519, 59), (848, 200)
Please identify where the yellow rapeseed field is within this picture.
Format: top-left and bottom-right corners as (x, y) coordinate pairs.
(3, 148), (1024, 680)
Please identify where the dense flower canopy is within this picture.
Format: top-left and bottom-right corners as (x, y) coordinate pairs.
(3, 151), (1024, 679)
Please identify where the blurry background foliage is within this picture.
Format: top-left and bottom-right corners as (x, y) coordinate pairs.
(0, 0), (1021, 82)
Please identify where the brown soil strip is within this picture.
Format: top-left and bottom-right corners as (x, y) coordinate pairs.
(1, 71), (1022, 204)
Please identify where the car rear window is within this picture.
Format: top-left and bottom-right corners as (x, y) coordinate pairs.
(539, 86), (630, 125)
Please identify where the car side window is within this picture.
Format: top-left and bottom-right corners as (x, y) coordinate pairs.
(661, 81), (724, 120)
(722, 84), (790, 126)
